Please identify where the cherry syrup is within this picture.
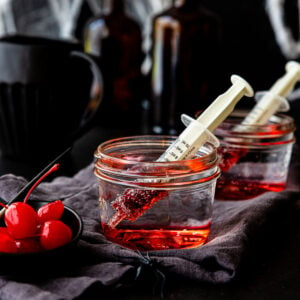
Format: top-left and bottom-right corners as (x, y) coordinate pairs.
(216, 147), (286, 200)
(216, 179), (285, 200)
(217, 147), (247, 172)
(109, 189), (168, 228)
(103, 223), (211, 251)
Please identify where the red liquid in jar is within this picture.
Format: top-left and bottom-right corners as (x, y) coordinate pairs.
(110, 189), (169, 226)
(102, 223), (211, 250)
(218, 147), (247, 172)
(216, 179), (286, 200)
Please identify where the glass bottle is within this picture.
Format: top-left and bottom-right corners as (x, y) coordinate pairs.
(150, 0), (221, 135)
(83, 0), (144, 129)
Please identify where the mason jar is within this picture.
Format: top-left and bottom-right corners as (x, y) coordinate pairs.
(94, 135), (220, 251)
(214, 111), (296, 200)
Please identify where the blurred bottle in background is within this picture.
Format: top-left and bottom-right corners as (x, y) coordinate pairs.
(150, 0), (222, 135)
(83, 0), (145, 129)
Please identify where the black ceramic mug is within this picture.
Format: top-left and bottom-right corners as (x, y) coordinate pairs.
(0, 35), (103, 161)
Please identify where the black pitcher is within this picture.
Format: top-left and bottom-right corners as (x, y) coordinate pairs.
(0, 35), (103, 161)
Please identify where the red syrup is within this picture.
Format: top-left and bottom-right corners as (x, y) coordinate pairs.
(102, 223), (211, 251)
(217, 147), (247, 172)
(216, 179), (286, 200)
(107, 156), (210, 227)
(109, 189), (169, 227)
(216, 147), (286, 200)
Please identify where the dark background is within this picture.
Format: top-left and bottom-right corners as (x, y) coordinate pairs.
(75, 0), (292, 95)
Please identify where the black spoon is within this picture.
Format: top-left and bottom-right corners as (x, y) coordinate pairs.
(0, 147), (72, 218)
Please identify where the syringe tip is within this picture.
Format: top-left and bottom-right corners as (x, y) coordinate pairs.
(286, 61), (300, 75)
(230, 75), (254, 97)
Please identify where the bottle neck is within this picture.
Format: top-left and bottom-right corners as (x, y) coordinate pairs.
(102, 0), (124, 15)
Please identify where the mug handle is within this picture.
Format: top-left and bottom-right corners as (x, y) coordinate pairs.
(69, 51), (104, 140)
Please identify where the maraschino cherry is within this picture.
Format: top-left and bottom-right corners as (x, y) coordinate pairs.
(1, 164), (59, 239)
(4, 202), (38, 239)
(0, 232), (18, 253)
(37, 199), (64, 223)
(40, 220), (72, 250)
(0, 163), (74, 253)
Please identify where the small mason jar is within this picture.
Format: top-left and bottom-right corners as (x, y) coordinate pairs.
(94, 135), (220, 251)
(214, 111), (296, 200)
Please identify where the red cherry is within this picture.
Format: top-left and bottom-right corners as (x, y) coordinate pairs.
(0, 232), (18, 253)
(0, 163), (66, 254)
(16, 238), (42, 253)
(5, 202), (39, 239)
(40, 220), (72, 250)
(0, 227), (9, 234)
(37, 200), (64, 223)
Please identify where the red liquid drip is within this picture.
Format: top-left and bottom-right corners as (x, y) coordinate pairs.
(218, 147), (247, 172)
(107, 154), (215, 227)
(109, 189), (169, 227)
(216, 179), (286, 200)
(103, 223), (211, 250)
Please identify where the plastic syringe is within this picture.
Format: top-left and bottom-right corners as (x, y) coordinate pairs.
(158, 75), (254, 162)
(241, 61), (300, 126)
(213, 61), (300, 173)
(108, 75), (254, 228)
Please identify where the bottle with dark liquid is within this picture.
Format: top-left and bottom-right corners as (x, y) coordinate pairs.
(83, 0), (144, 129)
(150, 0), (221, 134)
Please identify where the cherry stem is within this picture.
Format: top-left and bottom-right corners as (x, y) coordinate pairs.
(0, 202), (8, 209)
(23, 163), (60, 204)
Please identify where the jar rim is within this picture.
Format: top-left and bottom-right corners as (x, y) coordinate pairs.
(94, 135), (220, 184)
(215, 111), (295, 137)
(95, 135), (218, 162)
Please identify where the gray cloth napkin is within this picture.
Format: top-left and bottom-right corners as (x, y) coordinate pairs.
(0, 148), (299, 300)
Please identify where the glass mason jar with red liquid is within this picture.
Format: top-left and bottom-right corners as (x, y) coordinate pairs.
(214, 111), (296, 200)
(94, 136), (220, 251)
